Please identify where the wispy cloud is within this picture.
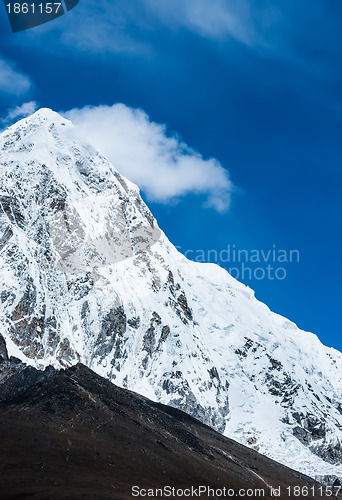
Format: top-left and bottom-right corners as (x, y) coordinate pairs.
(17, 0), (273, 54)
(64, 104), (233, 212)
(142, 0), (255, 43)
(11, 0), (336, 78)
(1, 101), (37, 125)
(52, 0), (151, 54)
(0, 57), (32, 95)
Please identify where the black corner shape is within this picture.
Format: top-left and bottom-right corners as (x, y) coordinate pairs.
(64, 0), (79, 12)
(3, 0), (80, 33)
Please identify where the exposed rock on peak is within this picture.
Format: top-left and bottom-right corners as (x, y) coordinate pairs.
(0, 333), (8, 361)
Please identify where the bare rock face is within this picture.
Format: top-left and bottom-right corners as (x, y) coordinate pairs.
(0, 109), (342, 481)
(0, 333), (8, 361)
(0, 335), (56, 402)
(0, 362), (55, 402)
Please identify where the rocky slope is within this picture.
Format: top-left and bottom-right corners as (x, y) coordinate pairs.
(0, 358), (334, 500)
(0, 109), (342, 480)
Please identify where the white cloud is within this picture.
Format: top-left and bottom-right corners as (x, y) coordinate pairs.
(2, 101), (37, 124)
(15, 0), (280, 55)
(64, 104), (233, 212)
(142, 0), (254, 43)
(56, 0), (150, 54)
(0, 58), (32, 95)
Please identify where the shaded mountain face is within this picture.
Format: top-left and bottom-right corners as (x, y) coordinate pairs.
(0, 362), (333, 500)
(0, 109), (342, 480)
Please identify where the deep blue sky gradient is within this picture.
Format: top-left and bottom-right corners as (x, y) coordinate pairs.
(0, 1), (341, 349)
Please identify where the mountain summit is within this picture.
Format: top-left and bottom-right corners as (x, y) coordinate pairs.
(0, 109), (341, 480)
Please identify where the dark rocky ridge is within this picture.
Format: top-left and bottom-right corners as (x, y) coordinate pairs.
(0, 332), (56, 399)
(0, 362), (336, 499)
(0, 331), (8, 360)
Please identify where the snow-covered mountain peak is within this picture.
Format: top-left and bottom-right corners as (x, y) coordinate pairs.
(1, 108), (140, 197)
(2, 107), (73, 150)
(0, 109), (342, 482)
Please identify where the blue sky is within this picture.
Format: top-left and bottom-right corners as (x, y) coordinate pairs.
(0, 0), (341, 350)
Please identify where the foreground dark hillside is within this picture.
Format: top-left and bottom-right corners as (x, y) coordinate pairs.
(2, 110), (342, 480)
(0, 363), (333, 499)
